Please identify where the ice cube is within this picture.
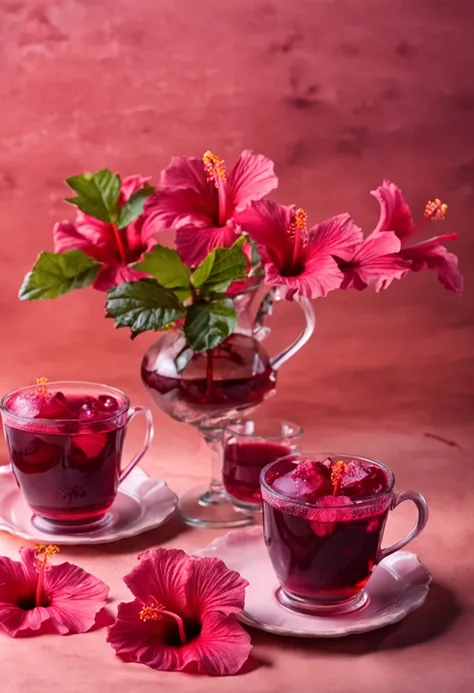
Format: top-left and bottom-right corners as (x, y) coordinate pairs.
(79, 397), (99, 420)
(7, 392), (44, 418)
(341, 460), (387, 498)
(6, 391), (70, 419)
(272, 460), (332, 501)
(310, 495), (354, 535)
(39, 391), (71, 419)
(71, 432), (108, 459)
(97, 395), (120, 412)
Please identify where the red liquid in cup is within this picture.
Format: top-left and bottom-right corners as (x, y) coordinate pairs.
(262, 458), (391, 603)
(223, 440), (294, 505)
(3, 391), (127, 526)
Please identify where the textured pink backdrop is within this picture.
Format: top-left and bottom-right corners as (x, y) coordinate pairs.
(0, 1), (473, 692)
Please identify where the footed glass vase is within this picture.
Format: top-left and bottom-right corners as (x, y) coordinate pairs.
(141, 282), (315, 528)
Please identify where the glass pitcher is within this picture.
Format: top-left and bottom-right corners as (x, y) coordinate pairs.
(141, 279), (315, 527)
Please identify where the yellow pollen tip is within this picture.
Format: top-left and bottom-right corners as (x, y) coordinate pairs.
(36, 377), (48, 395)
(139, 603), (165, 623)
(425, 198), (448, 221)
(35, 544), (59, 569)
(288, 208), (308, 237)
(202, 150), (227, 184)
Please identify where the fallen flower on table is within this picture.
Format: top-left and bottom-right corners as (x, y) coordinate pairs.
(107, 547), (252, 676)
(0, 545), (109, 637)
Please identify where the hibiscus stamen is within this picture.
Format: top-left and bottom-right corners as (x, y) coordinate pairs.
(36, 377), (48, 395)
(414, 198), (448, 232)
(139, 599), (187, 646)
(35, 544), (59, 607)
(203, 151), (227, 226)
(331, 461), (346, 496)
(288, 208), (308, 267)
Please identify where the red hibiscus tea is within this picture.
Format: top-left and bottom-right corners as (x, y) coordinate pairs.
(1, 381), (153, 531)
(222, 419), (301, 511)
(261, 454), (429, 614)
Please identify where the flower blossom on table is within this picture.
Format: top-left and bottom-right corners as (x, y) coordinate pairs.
(54, 175), (157, 290)
(144, 150), (278, 266)
(107, 547), (252, 676)
(0, 545), (109, 637)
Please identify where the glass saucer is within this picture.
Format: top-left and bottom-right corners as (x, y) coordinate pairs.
(195, 527), (431, 638)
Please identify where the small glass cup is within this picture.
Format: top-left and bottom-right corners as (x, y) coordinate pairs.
(222, 418), (302, 512)
(1, 381), (154, 533)
(260, 452), (429, 615)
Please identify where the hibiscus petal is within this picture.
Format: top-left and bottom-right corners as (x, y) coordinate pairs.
(234, 200), (294, 271)
(92, 263), (147, 291)
(235, 199), (293, 247)
(44, 562), (109, 634)
(371, 180), (414, 239)
(107, 602), (252, 676)
(226, 149), (278, 214)
(310, 213), (363, 260)
(340, 230), (409, 291)
(124, 549), (190, 614)
(107, 599), (182, 669)
(119, 175), (152, 204)
(265, 252), (343, 300)
(53, 221), (111, 263)
(0, 603), (50, 637)
(143, 188), (218, 237)
(175, 223), (239, 266)
(192, 612), (252, 676)
(400, 233), (463, 294)
(186, 557), (248, 618)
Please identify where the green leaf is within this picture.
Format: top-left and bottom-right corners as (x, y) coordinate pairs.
(184, 298), (237, 351)
(191, 236), (247, 294)
(65, 169), (121, 223)
(19, 250), (101, 300)
(134, 245), (191, 301)
(117, 184), (155, 229)
(106, 279), (186, 338)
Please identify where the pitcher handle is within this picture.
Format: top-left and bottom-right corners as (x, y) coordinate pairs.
(254, 289), (315, 371)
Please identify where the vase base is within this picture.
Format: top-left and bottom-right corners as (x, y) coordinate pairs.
(176, 484), (255, 529)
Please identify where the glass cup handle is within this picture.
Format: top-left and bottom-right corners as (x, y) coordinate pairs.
(379, 490), (429, 561)
(119, 406), (154, 483)
(253, 289), (316, 371)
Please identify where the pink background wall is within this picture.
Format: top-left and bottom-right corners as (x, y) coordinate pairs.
(0, 1), (473, 691)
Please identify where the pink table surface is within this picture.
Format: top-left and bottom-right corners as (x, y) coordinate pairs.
(1, 0), (473, 691)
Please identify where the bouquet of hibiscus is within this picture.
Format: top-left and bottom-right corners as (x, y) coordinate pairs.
(20, 149), (462, 355)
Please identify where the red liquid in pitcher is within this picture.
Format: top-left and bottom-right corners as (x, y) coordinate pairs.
(262, 458), (391, 602)
(142, 333), (276, 425)
(3, 391), (126, 525)
(223, 440), (294, 505)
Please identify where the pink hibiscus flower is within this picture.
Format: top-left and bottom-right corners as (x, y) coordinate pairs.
(107, 548), (251, 676)
(53, 175), (157, 290)
(0, 545), (109, 637)
(371, 180), (463, 293)
(336, 229), (410, 291)
(235, 200), (362, 300)
(144, 150), (278, 266)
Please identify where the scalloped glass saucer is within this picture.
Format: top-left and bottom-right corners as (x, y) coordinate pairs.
(195, 527), (431, 638)
(0, 465), (177, 545)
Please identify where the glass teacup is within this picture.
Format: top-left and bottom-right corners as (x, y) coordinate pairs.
(222, 418), (301, 512)
(1, 381), (153, 532)
(260, 452), (429, 615)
